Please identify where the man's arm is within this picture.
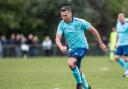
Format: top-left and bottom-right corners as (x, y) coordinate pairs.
(88, 26), (107, 52)
(55, 34), (67, 53)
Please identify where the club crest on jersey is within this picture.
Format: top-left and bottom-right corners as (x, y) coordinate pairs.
(69, 26), (77, 30)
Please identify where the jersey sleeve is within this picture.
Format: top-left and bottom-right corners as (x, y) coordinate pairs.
(56, 22), (63, 35)
(80, 19), (91, 30)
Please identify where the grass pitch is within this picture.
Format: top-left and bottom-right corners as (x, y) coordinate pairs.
(0, 56), (128, 89)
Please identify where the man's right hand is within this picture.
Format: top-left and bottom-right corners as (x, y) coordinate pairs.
(99, 42), (108, 53)
(60, 46), (67, 54)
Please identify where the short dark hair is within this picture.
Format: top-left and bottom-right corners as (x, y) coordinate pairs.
(60, 6), (71, 12)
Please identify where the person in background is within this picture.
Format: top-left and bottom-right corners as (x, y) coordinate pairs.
(42, 36), (52, 56)
(9, 33), (15, 45)
(31, 35), (40, 56)
(109, 27), (117, 61)
(9, 33), (16, 57)
(21, 35), (29, 59)
(1, 35), (8, 57)
(114, 13), (128, 77)
(27, 33), (34, 56)
(15, 34), (22, 57)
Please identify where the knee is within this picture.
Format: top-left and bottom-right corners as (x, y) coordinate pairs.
(67, 60), (74, 69)
(67, 59), (76, 69)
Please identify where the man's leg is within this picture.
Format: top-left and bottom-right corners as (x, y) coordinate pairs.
(115, 46), (126, 70)
(81, 72), (90, 89)
(68, 57), (82, 89)
(122, 56), (128, 77)
(125, 60), (128, 77)
(123, 46), (128, 77)
(77, 62), (90, 89)
(115, 55), (126, 69)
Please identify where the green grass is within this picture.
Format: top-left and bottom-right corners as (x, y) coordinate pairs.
(0, 56), (128, 89)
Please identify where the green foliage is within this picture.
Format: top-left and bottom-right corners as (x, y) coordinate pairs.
(107, 0), (123, 13)
(0, 0), (127, 39)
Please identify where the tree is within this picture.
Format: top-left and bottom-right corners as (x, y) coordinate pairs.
(0, 0), (127, 41)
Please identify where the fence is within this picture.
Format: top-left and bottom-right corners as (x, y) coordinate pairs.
(0, 43), (107, 58)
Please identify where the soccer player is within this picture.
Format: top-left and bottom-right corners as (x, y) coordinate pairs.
(55, 6), (107, 89)
(114, 13), (128, 77)
(109, 27), (117, 61)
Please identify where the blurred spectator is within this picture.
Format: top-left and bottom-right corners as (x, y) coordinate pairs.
(42, 36), (52, 56)
(21, 35), (29, 59)
(8, 33), (16, 56)
(15, 34), (22, 57)
(9, 33), (15, 45)
(1, 35), (8, 45)
(1, 35), (8, 57)
(31, 35), (40, 56)
(27, 33), (33, 56)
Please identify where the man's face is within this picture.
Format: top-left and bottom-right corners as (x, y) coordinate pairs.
(118, 14), (125, 23)
(60, 10), (72, 22)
